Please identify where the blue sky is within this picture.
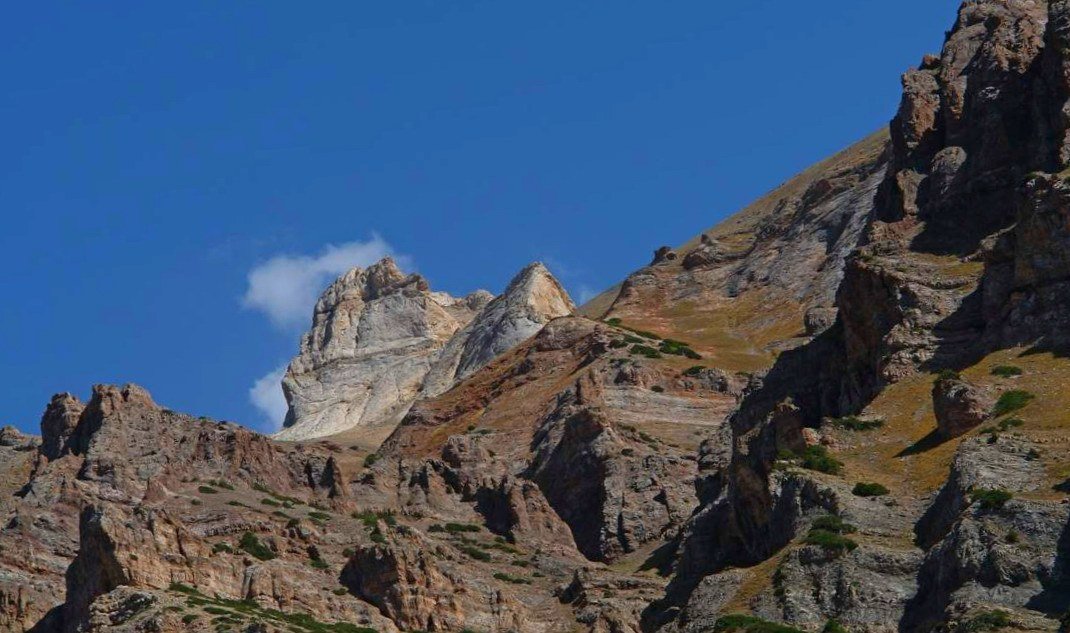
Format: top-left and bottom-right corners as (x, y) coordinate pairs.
(1, 1), (958, 433)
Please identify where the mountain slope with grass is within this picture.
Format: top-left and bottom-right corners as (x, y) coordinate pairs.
(10, 2), (1070, 632)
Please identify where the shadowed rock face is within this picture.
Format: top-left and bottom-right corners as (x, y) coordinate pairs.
(278, 259), (573, 442)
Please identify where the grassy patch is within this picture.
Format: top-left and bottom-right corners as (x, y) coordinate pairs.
(993, 390), (1034, 417)
(811, 514), (856, 534)
(821, 621), (848, 633)
(238, 532), (275, 561)
(659, 338), (702, 359)
(971, 488), (1013, 511)
(805, 529), (858, 554)
(991, 365), (1023, 378)
(852, 482), (889, 497)
(963, 610), (1012, 631)
(828, 416), (884, 431)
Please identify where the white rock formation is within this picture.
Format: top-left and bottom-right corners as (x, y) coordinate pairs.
(422, 262), (575, 395)
(276, 258), (573, 441)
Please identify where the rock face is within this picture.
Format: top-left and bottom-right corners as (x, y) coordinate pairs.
(278, 258), (573, 441)
(422, 262), (576, 395)
(932, 376), (993, 439)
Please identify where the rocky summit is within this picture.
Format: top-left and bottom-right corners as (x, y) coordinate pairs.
(277, 258), (573, 442)
(13, 1), (1070, 632)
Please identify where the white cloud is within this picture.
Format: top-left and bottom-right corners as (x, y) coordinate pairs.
(249, 364), (289, 431)
(242, 235), (403, 330)
(576, 284), (598, 305)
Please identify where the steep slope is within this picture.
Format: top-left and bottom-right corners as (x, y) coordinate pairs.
(583, 130), (888, 374)
(278, 259), (573, 442)
(645, 2), (1070, 632)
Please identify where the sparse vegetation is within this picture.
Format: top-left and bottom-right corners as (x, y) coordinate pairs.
(210, 479), (235, 490)
(683, 365), (706, 377)
(659, 338), (702, 359)
(238, 532), (275, 561)
(493, 571), (531, 585)
(212, 542), (234, 554)
(459, 545), (492, 561)
(308, 511), (332, 523)
(852, 482), (889, 497)
(197, 485), (218, 494)
(805, 515), (858, 555)
(363, 453), (379, 468)
(993, 390), (1035, 417)
(821, 620), (848, 633)
(168, 583), (375, 632)
(936, 369), (961, 381)
(629, 344), (663, 359)
(828, 416), (884, 431)
(260, 498), (281, 507)
(799, 445), (844, 475)
(443, 522), (481, 533)
(805, 529), (858, 554)
(963, 609), (1012, 631)
(991, 365), (1023, 378)
(971, 488), (1013, 511)
(713, 614), (808, 632)
(812, 514), (856, 534)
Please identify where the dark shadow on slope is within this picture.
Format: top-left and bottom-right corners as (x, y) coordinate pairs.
(896, 429), (946, 457)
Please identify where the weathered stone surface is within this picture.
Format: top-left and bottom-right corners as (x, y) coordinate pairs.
(932, 377), (994, 439)
(279, 259), (573, 441)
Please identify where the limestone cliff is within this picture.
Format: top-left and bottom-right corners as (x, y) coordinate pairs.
(278, 259), (573, 442)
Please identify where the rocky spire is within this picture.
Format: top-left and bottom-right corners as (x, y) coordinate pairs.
(422, 262), (576, 395)
(277, 259), (573, 442)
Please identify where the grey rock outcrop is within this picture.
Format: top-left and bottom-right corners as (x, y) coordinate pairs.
(278, 258), (573, 441)
(422, 262), (575, 395)
(932, 376), (994, 439)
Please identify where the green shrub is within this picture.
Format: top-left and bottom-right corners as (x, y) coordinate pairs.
(936, 369), (961, 381)
(609, 339), (628, 349)
(971, 488), (1013, 511)
(493, 571), (531, 585)
(852, 482), (889, 497)
(651, 385), (664, 393)
(800, 445), (843, 475)
(212, 542), (233, 554)
(998, 417), (1024, 431)
(629, 344), (663, 359)
(964, 610), (1012, 631)
(332, 587), (348, 596)
(683, 365), (706, 377)
(197, 485), (218, 494)
(260, 498), (281, 507)
(828, 416), (884, 431)
(342, 547), (354, 557)
(993, 390), (1035, 416)
(226, 500), (247, 508)
(659, 339), (702, 359)
(805, 529), (858, 554)
(1006, 529), (1020, 544)
(238, 532), (275, 561)
(713, 614), (808, 632)
(363, 453), (379, 468)
(308, 511), (332, 522)
(210, 479), (235, 490)
(459, 545), (491, 561)
(181, 614), (198, 624)
(991, 365), (1023, 378)
(310, 557), (330, 570)
(444, 522), (481, 533)
(812, 514), (856, 534)
(821, 620), (848, 633)
(605, 318), (622, 326)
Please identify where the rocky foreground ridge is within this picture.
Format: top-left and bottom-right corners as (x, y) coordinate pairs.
(10, 1), (1070, 631)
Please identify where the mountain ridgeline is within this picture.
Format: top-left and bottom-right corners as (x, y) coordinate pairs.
(6, 2), (1070, 631)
